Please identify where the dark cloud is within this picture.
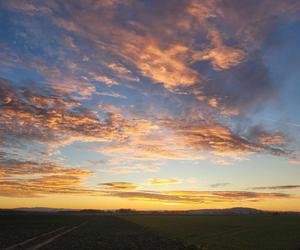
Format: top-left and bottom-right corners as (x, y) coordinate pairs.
(210, 182), (230, 188)
(251, 185), (300, 190)
(195, 55), (276, 116)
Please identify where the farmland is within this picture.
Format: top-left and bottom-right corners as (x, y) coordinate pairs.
(123, 214), (300, 250)
(0, 214), (195, 250)
(1, 213), (300, 250)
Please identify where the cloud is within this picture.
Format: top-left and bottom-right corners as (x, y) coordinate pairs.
(0, 0), (300, 189)
(210, 183), (231, 188)
(0, 158), (93, 197)
(259, 134), (287, 145)
(101, 163), (161, 174)
(215, 0), (300, 49)
(289, 158), (300, 165)
(246, 126), (287, 146)
(159, 118), (289, 159)
(0, 77), (292, 168)
(98, 182), (137, 190)
(105, 190), (291, 204)
(146, 178), (180, 185)
(251, 185), (300, 190)
(107, 63), (139, 82)
(84, 160), (107, 167)
(2, 1), (52, 15)
(96, 91), (127, 99)
(90, 114), (292, 166)
(1, 150), (290, 203)
(134, 43), (199, 90)
(193, 29), (246, 70)
(0, 79), (90, 146)
(0, 78), (157, 148)
(0, 159), (91, 178)
(49, 0), (300, 101)
(49, 79), (96, 99)
(0, 176), (93, 198)
(93, 75), (118, 87)
(53, 2), (203, 91)
(41, 148), (61, 157)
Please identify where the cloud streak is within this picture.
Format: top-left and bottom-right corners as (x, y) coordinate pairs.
(98, 182), (137, 190)
(0, 158), (93, 198)
(146, 178), (180, 185)
(105, 190), (291, 204)
(251, 185), (300, 190)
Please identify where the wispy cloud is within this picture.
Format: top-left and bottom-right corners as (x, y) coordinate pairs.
(192, 29), (246, 70)
(0, 158), (93, 197)
(101, 163), (161, 174)
(98, 182), (137, 190)
(210, 183), (231, 188)
(105, 190), (291, 204)
(146, 178), (180, 185)
(251, 185), (300, 190)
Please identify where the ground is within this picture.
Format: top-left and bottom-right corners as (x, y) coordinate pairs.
(1, 213), (300, 250)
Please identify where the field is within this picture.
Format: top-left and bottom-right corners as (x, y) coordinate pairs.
(1, 213), (300, 250)
(0, 214), (195, 250)
(123, 214), (300, 250)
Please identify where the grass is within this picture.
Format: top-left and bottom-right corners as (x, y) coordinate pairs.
(0, 214), (195, 250)
(0, 214), (86, 248)
(2, 213), (300, 249)
(122, 214), (300, 250)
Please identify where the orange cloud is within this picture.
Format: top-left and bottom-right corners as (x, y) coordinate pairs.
(134, 43), (199, 89)
(53, 2), (202, 91)
(0, 79), (290, 166)
(93, 75), (118, 87)
(0, 79), (155, 147)
(50, 79), (96, 99)
(92, 114), (290, 166)
(0, 176), (93, 198)
(0, 160), (91, 178)
(160, 118), (289, 159)
(108, 63), (139, 82)
(193, 29), (246, 70)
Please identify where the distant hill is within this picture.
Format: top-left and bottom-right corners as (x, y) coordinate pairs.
(1, 207), (298, 215)
(14, 207), (78, 213)
(186, 207), (264, 215)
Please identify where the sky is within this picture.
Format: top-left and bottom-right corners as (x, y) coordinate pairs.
(0, 0), (300, 211)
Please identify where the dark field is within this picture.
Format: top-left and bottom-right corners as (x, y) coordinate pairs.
(0, 214), (194, 250)
(123, 214), (300, 250)
(1, 214), (300, 250)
